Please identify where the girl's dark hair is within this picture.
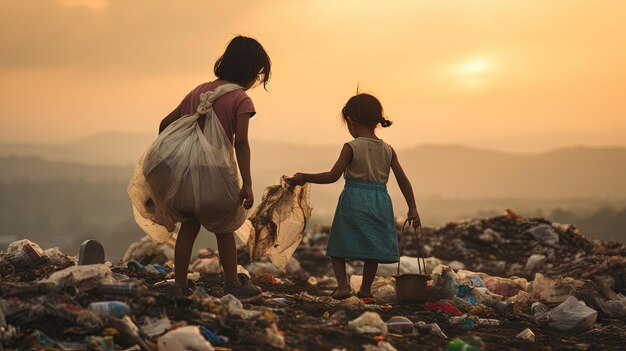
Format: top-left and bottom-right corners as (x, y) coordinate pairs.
(214, 35), (271, 90)
(341, 93), (392, 128)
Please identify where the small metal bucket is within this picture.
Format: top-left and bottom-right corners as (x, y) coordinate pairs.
(394, 220), (429, 303)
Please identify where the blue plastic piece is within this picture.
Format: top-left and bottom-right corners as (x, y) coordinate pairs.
(199, 326), (229, 345)
(127, 260), (145, 271)
(152, 264), (167, 275)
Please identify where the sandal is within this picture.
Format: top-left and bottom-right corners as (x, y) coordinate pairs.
(329, 288), (352, 300)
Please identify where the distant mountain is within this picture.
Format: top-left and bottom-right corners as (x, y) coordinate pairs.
(400, 144), (626, 198)
(1, 133), (625, 199)
(0, 132), (155, 166)
(0, 156), (131, 183)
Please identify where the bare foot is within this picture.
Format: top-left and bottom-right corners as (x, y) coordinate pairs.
(357, 290), (373, 298)
(330, 287), (351, 300)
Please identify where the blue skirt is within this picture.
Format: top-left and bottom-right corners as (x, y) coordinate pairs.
(326, 179), (399, 263)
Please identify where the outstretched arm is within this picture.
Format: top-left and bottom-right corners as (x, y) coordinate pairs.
(391, 148), (421, 228)
(288, 144), (353, 185)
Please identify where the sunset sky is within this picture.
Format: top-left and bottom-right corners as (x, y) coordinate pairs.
(1, 0), (625, 152)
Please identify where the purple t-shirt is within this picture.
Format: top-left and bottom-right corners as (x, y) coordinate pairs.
(179, 81), (256, 144)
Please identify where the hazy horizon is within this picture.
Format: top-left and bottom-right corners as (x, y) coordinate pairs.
(3, 130), (626, 156)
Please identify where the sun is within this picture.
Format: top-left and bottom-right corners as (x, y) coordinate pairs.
(459, 58), (489, 75)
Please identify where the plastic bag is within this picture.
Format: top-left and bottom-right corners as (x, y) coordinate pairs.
(599, 300), (626, 319)
(536, 296), (598, 332)
(349, 312), (388, 335)
(531, 273), (584, 303)
(157, 326), (214, 351)
(525, 224), (559, 246)
(431, 265), (460, 300)
(46, 264), (114, 289)
(122, 235), (174, 265)
(425, 302), (463, 316)
(236, 177), (312, 270)
(524, 254), (546, 271)
(350, 275), (396, 303)
(377, 256), (441, 277)
(480, 275), (528, 298)
(128, 84), (246, 243)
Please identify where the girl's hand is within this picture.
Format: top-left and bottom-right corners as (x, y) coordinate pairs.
(240, 185), (254, 209)
(286, 173), (306, 186)
(407, 208), (421, 228)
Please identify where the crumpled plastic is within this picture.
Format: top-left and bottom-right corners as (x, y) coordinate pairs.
(349, 312), (388, 335)
(157, 325), (214, 351)
(425, 302), (463, 316)
(535, 296), (598, 332)
(350, 275), (396, 303)
(46, 264), (115, 290)
(236, 177), (312, 270)
(531, 273), (585, 303)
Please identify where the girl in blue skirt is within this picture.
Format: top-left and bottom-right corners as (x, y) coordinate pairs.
(288, 93), (421, 300)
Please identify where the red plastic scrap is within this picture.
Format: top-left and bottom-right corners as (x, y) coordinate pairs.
(424, 302), (463, 316)
(258, 273), (277, 284)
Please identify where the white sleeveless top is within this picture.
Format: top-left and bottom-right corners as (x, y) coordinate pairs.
(344, 137), (393, 184)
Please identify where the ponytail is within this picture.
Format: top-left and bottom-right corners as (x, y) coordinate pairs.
(380, 119), (393, 128)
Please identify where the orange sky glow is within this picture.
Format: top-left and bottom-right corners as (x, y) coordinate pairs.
(1, 0), (625, 152)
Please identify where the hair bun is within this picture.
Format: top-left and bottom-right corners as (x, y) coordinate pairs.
(381, 119), (393, 128)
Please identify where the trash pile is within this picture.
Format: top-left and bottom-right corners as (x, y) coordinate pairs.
(1, 210), (626, 350)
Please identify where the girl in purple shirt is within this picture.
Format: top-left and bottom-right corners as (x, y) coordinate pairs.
(159, 35), (271, 301)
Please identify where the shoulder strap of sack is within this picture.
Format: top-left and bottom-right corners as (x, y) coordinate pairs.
(203, 83), (244, 104)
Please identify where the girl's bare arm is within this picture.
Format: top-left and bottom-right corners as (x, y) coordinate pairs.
(235, 113), (254, 209)
(289, 144), (353, 185)
(391, 148), (421, 227)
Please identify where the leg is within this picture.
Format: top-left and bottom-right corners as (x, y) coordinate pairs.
(219, 231), (262, 302)
(359, 260), (379, 297)
(215, 232), (239, 286)
(331, 257), (351, 298)
(175, 219), (200, 289)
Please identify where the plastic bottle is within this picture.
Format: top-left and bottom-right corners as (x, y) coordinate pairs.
(478, 318), (500, 326)
(99, 282), (144, 296)
(88, 301), (130, 317)
(385, 316), (414, 334)
(446, 337), (477, 351)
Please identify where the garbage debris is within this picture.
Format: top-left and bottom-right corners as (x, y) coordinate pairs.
(349, 312), (388, 335)
(2, 210), (626, 350)
(122, 235), (175, 265)
(158, 325), (215, 351)
(363, 340), (398, 351)
(415, 321), (448, 339)
(534, 296), (598, 332)
(88, 301), (131, 317)
(446, 337), (478, 351)
(385, 316), (414, 334)
(236, 177), (312, 270)
(516, 328), (535, 342)
(425, 302), (463, 316)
